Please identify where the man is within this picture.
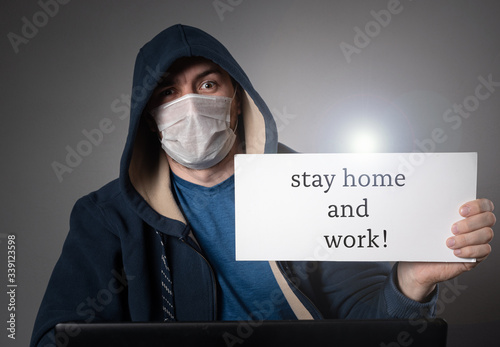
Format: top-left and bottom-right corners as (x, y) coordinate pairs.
(31, 24), (495, 346)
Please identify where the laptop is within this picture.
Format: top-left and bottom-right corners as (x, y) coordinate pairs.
(55, 319), (447, 347)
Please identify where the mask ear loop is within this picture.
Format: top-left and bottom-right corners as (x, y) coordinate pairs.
(232, 118), (239, 134)
(230, 85), (239, 133)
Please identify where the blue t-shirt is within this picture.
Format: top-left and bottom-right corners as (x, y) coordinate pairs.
(171, 173), (296, 320)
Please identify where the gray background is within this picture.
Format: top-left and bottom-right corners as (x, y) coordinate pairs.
(1, 0), (499, 346)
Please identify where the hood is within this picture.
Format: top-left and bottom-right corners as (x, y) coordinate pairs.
(119, 24), (277, 233)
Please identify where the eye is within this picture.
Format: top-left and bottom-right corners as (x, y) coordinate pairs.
(159, 88), (174, 97)
(150, 86), (176, 108)
(200, 81), (217, 90)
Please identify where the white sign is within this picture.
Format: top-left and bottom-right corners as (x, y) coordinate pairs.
(235, 153), (477, 262)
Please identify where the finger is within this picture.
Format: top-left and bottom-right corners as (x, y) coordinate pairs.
(451, 243), (492, 260)
(460, 199), (495, 217)
(447, 227), (494, 249)
(452, 212), (496, 234)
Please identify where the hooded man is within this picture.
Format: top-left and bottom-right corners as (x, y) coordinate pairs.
(31, 24), (495, 347)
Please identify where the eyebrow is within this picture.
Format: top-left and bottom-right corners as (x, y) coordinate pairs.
(196, 68), (224, 80)
(157, 68), (225, 88)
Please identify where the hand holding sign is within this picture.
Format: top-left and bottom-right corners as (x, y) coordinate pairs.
(235, 152), (495, 302)
(397, 198), (495, 302)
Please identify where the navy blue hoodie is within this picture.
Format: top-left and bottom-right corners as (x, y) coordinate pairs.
(31, 24), (437, 347)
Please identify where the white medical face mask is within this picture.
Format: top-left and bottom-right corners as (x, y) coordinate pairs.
(151, 92), (238, 170)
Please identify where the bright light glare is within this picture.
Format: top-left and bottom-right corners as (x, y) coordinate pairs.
(350, 129), (381, 153)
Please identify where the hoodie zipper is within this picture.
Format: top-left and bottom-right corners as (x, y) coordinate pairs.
(177, 236), (319, 320)
(179, 237), (218, 320)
